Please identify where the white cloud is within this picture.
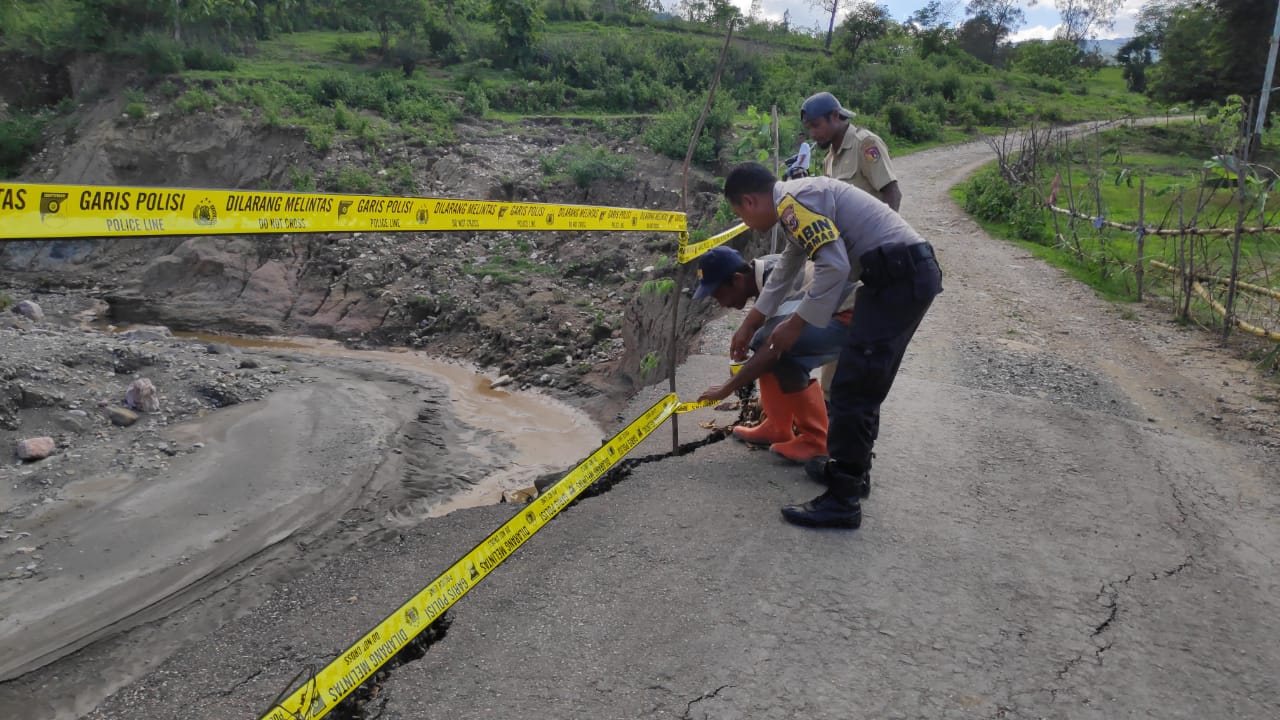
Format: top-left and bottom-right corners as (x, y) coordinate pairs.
(1010, 24), (1061, 42)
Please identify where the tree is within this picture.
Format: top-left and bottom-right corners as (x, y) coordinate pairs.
(965, 0), (1031, 61)
(957, 11), (1003, 65)
(1137, 0), (1275, 105)
(355, 0), (427, 56)
(907, 0), (959, 57)
(490, 0), (544, 66)
(1143, 1), (1218, 104)
(1014, 38), (1086, 80)
(809, 0), (844, 51)
(1053, 0), (1123, 43)
(839, 2), (891, 64)
(1116, 35), (1154, 93)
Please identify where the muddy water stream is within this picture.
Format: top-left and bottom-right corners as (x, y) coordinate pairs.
(152, 328), (604, 515)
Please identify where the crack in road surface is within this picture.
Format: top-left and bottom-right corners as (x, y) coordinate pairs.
(682, 684), (732, 720)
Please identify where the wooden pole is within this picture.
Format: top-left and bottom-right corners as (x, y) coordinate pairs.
(671, 19), (735, 452)
(770, 104), (780, 254)
(1224, 100), (1253, 343)
(1137, 177), (1146, 301)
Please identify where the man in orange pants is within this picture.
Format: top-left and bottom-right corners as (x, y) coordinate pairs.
(693, 245), (855, 463)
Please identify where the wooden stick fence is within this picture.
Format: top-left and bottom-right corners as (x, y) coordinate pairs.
(1047, 205), (1280, 237)
(1148, 260), (1280, 342)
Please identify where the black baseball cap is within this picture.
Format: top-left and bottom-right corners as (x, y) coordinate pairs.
(800, 92), (856, 122)
(691, 246), (747, 300)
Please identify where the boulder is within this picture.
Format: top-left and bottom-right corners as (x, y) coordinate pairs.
(13, 300), (44, 322)
(120, 325), (173, 342)
(125, 378), (160, 412)
(16, 437), (55, 461)
(107, 407), (140, 426)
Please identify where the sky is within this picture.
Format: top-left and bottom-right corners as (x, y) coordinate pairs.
(726, 1), (1143, 41)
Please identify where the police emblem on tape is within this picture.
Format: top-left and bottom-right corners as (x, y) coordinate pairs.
(415, 206), (429, 225)
(193, 199), (218, 227)
(39, 192), (67, 216)
(336, 200), (353, 218)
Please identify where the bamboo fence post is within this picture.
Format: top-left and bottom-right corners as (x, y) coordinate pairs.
(672, 19), (735, 452)
(1137, 177), (1146, 301)
(770, 104), (779, 254)
(1223, 100), (1253, 344)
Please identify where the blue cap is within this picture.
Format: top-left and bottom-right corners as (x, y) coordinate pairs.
(800, 92), (855, 122)
(692, 246), (747, 300)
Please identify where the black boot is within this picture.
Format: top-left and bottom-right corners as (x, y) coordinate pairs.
(804, 458), (871, 499)
(780, 490), (862, 529)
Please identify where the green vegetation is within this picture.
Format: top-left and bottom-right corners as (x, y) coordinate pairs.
(540, 143), (636, 188)
(956, 116), (1280, 315)
(0, 111), (47, 177)
(1, 0), (1256, 183)
(0, 293), (14, 311)
(0, 0), (1177, 179)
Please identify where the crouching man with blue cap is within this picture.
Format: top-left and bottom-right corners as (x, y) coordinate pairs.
(692, 245), (855, 464)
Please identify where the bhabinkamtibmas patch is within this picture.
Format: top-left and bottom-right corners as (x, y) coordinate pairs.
(777, 194), (836, 258)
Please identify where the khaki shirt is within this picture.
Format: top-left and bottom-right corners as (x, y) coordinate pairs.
(752, 255), (856, 318)
(822, 123), (897, 197)
(755, 177), (924, 328)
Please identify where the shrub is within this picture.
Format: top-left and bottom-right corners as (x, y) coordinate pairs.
(0, 293), (13, 311)
(182, 44), (236, 72)
(289, 167), (316, 191)
(0, 111), (45, 178)
(175, 87), (216, 114)
(643, 92), (736, 165)
(542, 144), (635, 188)
(464, 81), (489, 116)
(885, 103), (940, 143)
(335, 37), (369, 63)
(306, 125), (334, 152)
(961, 166), (1050, 243)
(323, 167), (374, 193)
(333, 101), (354, 131)
(124, 102), (146, 119)
(134, 33), (183, 75)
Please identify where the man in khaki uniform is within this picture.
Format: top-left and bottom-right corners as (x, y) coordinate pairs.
(800, 92), (902, 212)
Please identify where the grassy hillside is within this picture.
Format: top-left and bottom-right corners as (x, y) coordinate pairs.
(0, 4), (1167, 181)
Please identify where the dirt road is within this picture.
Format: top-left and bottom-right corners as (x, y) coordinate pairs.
(6, 134), (1279, 719)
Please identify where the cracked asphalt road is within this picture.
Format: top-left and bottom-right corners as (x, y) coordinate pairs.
(11, 132), (1280, 719)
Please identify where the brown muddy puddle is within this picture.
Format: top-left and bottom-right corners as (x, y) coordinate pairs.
(95, 324), (602, 517)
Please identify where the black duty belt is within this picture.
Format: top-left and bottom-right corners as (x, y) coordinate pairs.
(859, 242), (935, 287)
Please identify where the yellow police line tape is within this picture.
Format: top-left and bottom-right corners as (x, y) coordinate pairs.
(678, 222), (749, 264)
(260, 393), (717, 720)
(0, 182), (687, 240)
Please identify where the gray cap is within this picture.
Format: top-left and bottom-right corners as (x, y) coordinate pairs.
(800, 92), (855, 122)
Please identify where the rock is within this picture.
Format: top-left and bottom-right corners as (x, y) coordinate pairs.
(107, 407), (140, 426)
(125, 378), (161, 412)
(120, 325), (173, 342)
(490, 375), (514, 389)
(238, 359), (259, 369)
(501, 487), (538, 504)
(13, 300), (44, 322)
(18, 385), (64, 409)
(16, 437), (55, 460)
(206, 343), (240, 355)
(57, 413), (91, 432)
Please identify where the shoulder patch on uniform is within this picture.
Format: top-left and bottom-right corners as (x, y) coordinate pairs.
(863, 144), (881, 163)
(776, 193), (836, 260)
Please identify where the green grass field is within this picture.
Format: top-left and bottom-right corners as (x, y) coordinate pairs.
(956, 121), (1280, 349)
